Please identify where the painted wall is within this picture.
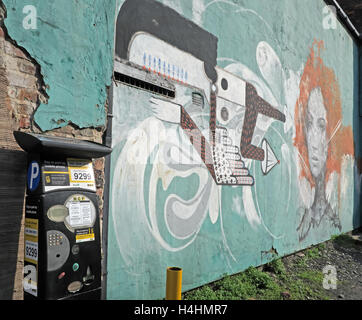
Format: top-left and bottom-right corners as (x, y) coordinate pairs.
(107, 0), (361, 299)
(2, 0), (359, 301)
(2, 0), (117, 131)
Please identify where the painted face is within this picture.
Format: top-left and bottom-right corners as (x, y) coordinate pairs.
(305, 87), (328, 179)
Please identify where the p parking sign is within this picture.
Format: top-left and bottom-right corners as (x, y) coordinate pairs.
(27, 161), (40, 192)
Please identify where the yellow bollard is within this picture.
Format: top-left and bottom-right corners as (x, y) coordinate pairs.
(166, 267), (182, 300)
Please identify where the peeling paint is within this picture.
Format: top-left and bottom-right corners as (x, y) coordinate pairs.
(2, 0), (117, 131)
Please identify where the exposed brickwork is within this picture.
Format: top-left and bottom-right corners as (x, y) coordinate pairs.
(94, 157), (106, 219)
(0, 23), (44, 147)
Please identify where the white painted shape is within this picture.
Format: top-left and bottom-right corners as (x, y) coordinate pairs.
(242, 187), (261, 228)
(294, 147), (314, 209)
(208, 180), (220, 224)
(300, 177), (314, 209)
(172, 84), (193, 107)
(256, 41), (284, 104)
(215, 66), (246, 106)
(172, 200), (195, 220)
(340, 155), (352, 199)
(231, 194), (242, 215)
(149, 97), (181, 124)
(192, 0), (206, 25)
(128, 32), (211, 101)
(261, 139), (278, 174)
(283, 67), (302, 134)
(326, 170), (338, 211)
(164, 125), (205, 167)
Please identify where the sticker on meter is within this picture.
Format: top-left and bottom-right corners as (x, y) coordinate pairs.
(24, 264), (37, 297)
(24, 218), (38, 265)
(75, 228), (95, 243)
(68, 200), (92, 227)
(25, 240), (38, 263)
(64, 195), (96, 232)
(27, 161), (40, 192)
(67, 158), (96, 191)
(71, 171), (92, 181)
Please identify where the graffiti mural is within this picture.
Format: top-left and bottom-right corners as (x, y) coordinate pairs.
(294, 40), (354, 241)
(115, 0), (285, 186)
(107, 0), (357, 299)
(111, 0), (290, 254)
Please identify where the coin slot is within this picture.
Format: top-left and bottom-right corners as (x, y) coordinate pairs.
(83, 266), (95, 286)
(64, 194), (96, 233)
(71, 244), (80, 255)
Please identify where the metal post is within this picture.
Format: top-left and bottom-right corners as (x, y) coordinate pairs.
(166, 267), (182, 300)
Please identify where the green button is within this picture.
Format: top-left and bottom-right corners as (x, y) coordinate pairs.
(72, 263), (79, 272)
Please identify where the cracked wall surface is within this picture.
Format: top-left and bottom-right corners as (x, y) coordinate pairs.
(2, 0), (117, 132)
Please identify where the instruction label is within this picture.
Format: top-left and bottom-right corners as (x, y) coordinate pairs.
(68, 200), (92, 227)
(42, 159), (96, 192)
(24, 264), (37, 297)
(43, 160), (70, 192)
(65, 195), (95, 231)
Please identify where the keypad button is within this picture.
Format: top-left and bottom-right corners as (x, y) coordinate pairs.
(71, 245), (80, 255)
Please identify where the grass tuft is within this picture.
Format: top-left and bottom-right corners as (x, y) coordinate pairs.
(183, 242), (333, 301)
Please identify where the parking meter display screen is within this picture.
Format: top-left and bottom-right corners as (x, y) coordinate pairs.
(47, 205), (68, 223)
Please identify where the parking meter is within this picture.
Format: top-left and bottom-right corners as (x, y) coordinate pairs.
(14, 131), (112, 300)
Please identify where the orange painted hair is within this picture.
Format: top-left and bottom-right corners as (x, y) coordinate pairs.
(294, 40), (353, 188)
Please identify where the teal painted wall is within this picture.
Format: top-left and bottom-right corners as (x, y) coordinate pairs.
(107, 0), (361, 299)
(3, 0), (117, 131)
